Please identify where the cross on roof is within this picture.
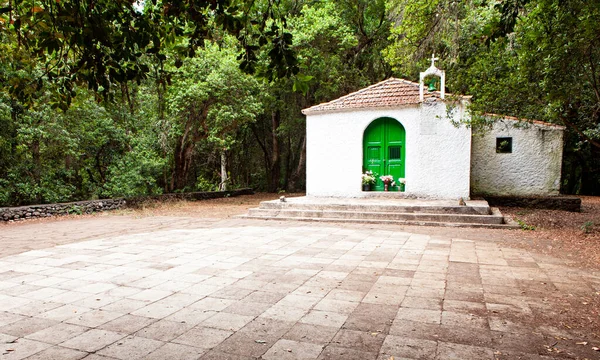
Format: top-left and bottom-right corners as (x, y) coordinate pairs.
(430, 54), (439, 68)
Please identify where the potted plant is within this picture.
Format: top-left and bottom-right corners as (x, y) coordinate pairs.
(361, 171), (376, 191)
(379, 175), (394, 191)
(398, 178), (406, 192)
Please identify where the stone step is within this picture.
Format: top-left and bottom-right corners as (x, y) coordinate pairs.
(239, 214), (520, 229)
(247, 208), (505, 224)
(259, 201), (490, 215)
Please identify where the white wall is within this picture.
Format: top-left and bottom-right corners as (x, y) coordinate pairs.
(306, 102), (472, 199)
(470, 120), (563, 196)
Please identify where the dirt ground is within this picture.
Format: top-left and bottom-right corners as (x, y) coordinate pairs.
(498, 196), (600, 271)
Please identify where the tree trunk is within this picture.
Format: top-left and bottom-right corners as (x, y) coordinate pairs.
(268, 110), (281, 192)
(288, 135), (306, 192)
(219, 150), (228, 191)
(32, 139), (41, 203)
(173, 137), (195, 191)
(283, 136), (292, 191)
(580, 146), (600, 195)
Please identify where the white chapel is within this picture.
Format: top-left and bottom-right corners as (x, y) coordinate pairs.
(301, 59), (564, 200)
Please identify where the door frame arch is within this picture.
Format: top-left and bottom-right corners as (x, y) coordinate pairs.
(363, 117), (406, 191)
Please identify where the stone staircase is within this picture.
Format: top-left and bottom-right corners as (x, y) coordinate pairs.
(240, 196), (519, 228)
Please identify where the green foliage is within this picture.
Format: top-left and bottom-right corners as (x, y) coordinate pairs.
(196, 176), (219, 192)
(385, 0), (600, 194)
(581, 221), (595, 234)
(516, 218), (536, 231)
(67, 205), (83, 216)
(1, 0), (297, 108)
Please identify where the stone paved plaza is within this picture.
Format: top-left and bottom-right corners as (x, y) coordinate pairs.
(1, 219), (599, 359)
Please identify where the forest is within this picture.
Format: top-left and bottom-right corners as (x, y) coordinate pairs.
(0, 0), (598, 207)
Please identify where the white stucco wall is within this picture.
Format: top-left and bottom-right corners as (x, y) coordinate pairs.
(305, 101), (472, 199)
(470, 120), (564, 196)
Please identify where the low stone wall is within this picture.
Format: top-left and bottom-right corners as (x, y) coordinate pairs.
(0, 199), (127, 221)
(484, 195), (581, 212)
(126, 188), (254, 206)
(0, 188), (254, 222)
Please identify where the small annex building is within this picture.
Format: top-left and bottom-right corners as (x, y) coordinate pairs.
(301, 63), (564, 200)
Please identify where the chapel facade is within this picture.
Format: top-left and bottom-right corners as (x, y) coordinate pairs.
(301, 64), (564, 199)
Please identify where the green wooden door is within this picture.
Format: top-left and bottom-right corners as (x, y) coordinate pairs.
(363, 118), (406, 191)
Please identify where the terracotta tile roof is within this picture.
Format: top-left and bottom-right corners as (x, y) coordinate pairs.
(302, 78), (440, 115)
(485, 113), (565, 130)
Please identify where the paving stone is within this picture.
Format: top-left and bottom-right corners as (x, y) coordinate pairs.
(9, 301), (62, 318)
(313, 299), (359, 315)
(65, 309), (124, 328)
(324, 289), (365, 302)
(0, 338), (52, 360)
(389, 319), (441, 342)
(60, 329), (126, 353)
(276, 294), (321, 310)
(435, 341), (495, 359)
(126, 289), (173, 303)
(48, 291), (93, 304)
(165, 305), (218, 325)
(222, 300), (271, 317)
(262, 339), (323, 360)
(435, 324), (493, 347)
(97, 315), (157, 334)
(363, 292), (405, 306)
(491, 330), (547, 354)
(77, 283), (118, 294)
(0, 296), (34, 311)
(260, 305), (309, 323)
(145, 342), (206, 360)
(71, 295), (120, 309)
(99, 299), (149, 314)
(0, 332), (18, 343)
(201, 312), (255, 331)
(0, 312), (26, 327)
(211, 332), (273, 358)
(379, 335), (437, 359)
(209, 286), (254, 300)
(395, 307), (441, 325)
(25, 323), (89, 345)
(21, 345), (87, 360)
(442, 299), (487, 313)
(198, 350), (254, 359)
(135, 319), (194, 342)
(401, 296), (442, 311)
(0, 317), (59, 337)
(343, 303), (397, 333)
(189, 297), (235, 312)
(96, 335), (164, 360)
(173, 326), (233, 349)
(2, 285), (43, 297)
(330, 329), (385, 353)
(37, 305), (93, 322)
(237, 318), (295, 340)
(20, 287), (67, 301)
(283, 323), (339, 345)
(317, 345), (377, 360)
(299, 310), (347, 328)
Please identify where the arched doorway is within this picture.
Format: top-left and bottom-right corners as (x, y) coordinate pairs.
(363, 117), (406, 191)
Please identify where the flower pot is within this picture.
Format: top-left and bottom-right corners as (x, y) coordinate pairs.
(362, 184), (371, 191)
(384, 183), (389, 191)
(399, 183), (405, 192)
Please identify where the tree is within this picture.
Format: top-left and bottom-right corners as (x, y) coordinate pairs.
(1, 0), (296, 107)
(385, 0), (600, 194)
(165, 41), (263, 191)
